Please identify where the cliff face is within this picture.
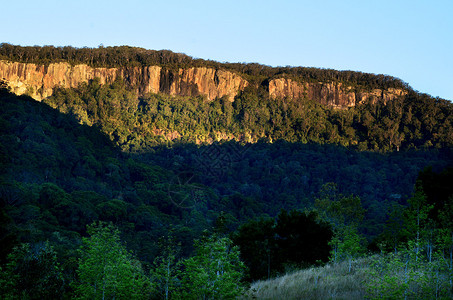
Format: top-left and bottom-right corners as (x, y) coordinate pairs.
(269, 78), (407, 108)
(0, 60), (248, 102)
(0, 60), (407, 107)
(161, 67), (248, 101)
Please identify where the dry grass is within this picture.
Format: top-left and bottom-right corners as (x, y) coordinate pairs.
(244, 259), (372, 300)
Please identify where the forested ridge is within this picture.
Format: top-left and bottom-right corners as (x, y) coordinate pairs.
(0, 45), (452, 299)
(0, 43), (411, 89)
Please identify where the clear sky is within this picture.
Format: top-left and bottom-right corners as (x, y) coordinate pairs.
(3, 0), (453, 100)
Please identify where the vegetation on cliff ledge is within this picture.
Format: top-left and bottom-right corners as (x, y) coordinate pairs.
(43, 78), (453, 152)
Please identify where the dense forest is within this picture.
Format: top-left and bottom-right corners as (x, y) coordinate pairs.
(0, 45), (452, 299)
(43, 78), (453, 152)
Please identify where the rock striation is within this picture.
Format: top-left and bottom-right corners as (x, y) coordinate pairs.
(161, 67), (248, 101)
(269, 78), (407, 108)
(0, 60), (407, 107)
(0, 60), (248, 102)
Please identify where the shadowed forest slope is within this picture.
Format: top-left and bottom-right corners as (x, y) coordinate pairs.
(0, 45), (452, 299)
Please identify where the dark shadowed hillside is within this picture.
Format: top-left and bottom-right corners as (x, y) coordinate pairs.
(0, 45), (452, 299)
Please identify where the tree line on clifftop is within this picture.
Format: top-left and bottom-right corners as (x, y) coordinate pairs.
(0, 43), (411, 90)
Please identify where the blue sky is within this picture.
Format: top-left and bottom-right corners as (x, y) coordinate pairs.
(3, 0), (453, 100)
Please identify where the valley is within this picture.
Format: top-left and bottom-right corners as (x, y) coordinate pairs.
(0, 44), (452, 299)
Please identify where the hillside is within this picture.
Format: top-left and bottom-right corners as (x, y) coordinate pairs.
(246, 257), (453, 299)
(1, 44), (409, 107)
(0, 44), (452, 299)
(1, 45), (452, 154)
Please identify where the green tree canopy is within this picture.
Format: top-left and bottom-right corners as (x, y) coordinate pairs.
(0, 242), (64, 299)
(178, 233), (245, 299)
(74, 222), (150, 299)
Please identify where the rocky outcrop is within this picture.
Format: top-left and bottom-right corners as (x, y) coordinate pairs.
(161, 67), (248, 101)
(269, 78), (407, 108)
(0, 60), (248, 102)
(0, 60), (407, 108)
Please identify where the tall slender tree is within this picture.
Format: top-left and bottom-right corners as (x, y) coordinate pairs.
(74, 222), (150, 299)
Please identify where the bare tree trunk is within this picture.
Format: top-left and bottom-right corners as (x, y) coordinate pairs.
(267, 252), (271, 280)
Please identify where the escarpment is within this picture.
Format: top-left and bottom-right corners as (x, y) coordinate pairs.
(0, 60), (407, 107)
(0, 60), (248, 102)
(268, 78), (407, 108)
(160, 67), (248, 101)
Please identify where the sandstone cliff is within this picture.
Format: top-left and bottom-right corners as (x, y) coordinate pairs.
(0, 60), (248, 102)
(0, 60), (407, 107)
(160, 67), (248, 101)
(269, 78), (407, 108)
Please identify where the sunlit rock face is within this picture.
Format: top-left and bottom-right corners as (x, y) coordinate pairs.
(0, 61), (248, 102)
(0, 60), (406, 108)
(269, 78), (407, 108)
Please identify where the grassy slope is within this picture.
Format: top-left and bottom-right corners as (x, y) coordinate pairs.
(245, 256), (453, 300)
(245, 259), (370, 300)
